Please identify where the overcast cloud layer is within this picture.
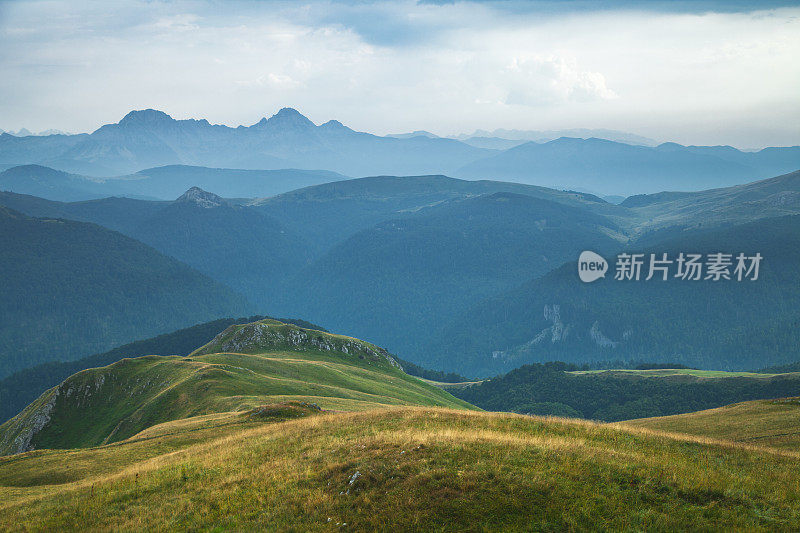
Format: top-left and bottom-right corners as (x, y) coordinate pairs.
(0, 0), (798, 147)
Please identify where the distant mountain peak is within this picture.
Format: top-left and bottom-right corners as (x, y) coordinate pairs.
(176, 187), (227, 208)
(386, 130), (439, 139)
(255, 107), (315, 129)
(275, 107), (305, 118)
(119, 109), (174, 126)
(320, 119), (345, 129)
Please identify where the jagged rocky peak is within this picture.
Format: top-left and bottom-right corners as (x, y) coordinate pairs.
(193, 319), (401, 368)
(176, 186), (228, 208)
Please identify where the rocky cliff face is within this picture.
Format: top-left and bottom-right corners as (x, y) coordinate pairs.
(491, 304), (630, 365)
(0, 387), (60, 455)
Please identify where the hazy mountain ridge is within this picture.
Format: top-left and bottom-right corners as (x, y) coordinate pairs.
(422, 215), (800, 376)
(274, 191), (624, 357)
(0, 206), (253, 378)
(250, 173), (622, 253)
(3, 109), (797, 197)
(4, 169), (800, 378)
(622, 169), (800, 239)
(0, 163), (349, 201)
(0, 108), (495, 177)
(457, 137), (800, 195)
(454, 127), (659, 146)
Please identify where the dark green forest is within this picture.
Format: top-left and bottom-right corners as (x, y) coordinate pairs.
(423, 215), (800, 376)
(0, 207), (252, 378)
(453, 362), (800, 422)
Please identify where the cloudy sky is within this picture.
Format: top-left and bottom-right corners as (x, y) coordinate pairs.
(1, 0), (798, 147)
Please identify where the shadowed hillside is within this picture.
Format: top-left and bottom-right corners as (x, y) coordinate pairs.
(0, 206), (252, 378)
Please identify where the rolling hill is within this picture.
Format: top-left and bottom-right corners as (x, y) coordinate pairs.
(2, 320), (800, 530)
(275, 191), (623, 357)
(624, 397), (800, 451)
(0, 315), (327, 424)
(251, 173), (622, 254)
(422, 215), (800, 376)
(0, 206), (253, 378)
(0, 318), (472, 454)
(0, 407), (799, 530)
(0, 164), (349, 202)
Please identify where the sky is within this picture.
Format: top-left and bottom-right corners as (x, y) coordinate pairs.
(0, 0), (798, 148)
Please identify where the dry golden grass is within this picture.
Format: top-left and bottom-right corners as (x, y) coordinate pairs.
(624, 398), (800, 451)
(1, 407), (799, 531)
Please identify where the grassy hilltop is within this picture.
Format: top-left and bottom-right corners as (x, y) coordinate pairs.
(1, 408), (800, 531)
(0, 319), (471, 454)
(2, 318), (800, 530)
(626, 397), (800, 451)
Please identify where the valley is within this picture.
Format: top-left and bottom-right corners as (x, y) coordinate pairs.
(3, 166), (799, 379)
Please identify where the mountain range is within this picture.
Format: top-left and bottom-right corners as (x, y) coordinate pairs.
(457, 137), (800, 195)
(2, 168), (800, 378)
(0, 108), (493, 178)
(2, 108), (798, 196)
(0, 186), (311, 309)
(274, 191), (623, 356)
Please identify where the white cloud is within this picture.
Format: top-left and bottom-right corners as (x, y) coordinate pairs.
(0, 0), (797, 147)
(502, 56), (617, 105)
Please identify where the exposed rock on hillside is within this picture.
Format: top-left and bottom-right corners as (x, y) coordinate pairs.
(193, 319), (401, 368)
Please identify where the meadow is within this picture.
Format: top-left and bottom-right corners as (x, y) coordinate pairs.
(1, 407), (799, 531)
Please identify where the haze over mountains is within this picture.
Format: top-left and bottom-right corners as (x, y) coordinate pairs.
(2, 108), (799, 196)
(2, 168), (799, 380)
(0, 163), (345, 202)
(425, 215), (800, 377)
(0, 205), (252, 379)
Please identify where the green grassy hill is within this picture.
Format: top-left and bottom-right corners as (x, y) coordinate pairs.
(0, 315), (323, 424)
(0, 319), (472, 454)
(1, 407), (799, 531)
(625, 397), (800, 451)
